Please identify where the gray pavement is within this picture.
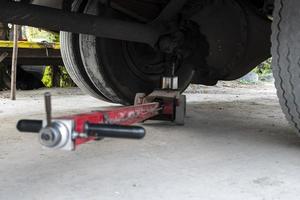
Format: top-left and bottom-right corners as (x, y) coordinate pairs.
(0, 83), (299, 200)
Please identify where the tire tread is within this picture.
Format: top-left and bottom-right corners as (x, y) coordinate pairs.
(272, 0), (300, 134)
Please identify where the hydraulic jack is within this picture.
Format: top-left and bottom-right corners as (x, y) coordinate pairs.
(17, 85), (186, 151)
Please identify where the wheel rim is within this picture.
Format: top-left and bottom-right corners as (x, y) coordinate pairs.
(124, 42), (165, 78)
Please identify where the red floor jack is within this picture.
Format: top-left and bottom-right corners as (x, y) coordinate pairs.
(17, 76), (186, 151)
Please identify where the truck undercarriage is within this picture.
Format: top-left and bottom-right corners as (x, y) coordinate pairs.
(4, 0), (300, 135)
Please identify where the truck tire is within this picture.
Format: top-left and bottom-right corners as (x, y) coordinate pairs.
(272, 0), (300, 134)
(60, 0), (109, 101)
(77, 0), (195, 105)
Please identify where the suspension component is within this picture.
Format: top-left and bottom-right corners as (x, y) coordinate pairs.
(0, 0), (189, 47)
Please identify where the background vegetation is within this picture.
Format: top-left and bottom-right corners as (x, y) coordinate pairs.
(254, 58), (272, 77)
(25, 27), (75, 88)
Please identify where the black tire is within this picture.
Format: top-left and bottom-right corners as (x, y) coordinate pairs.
(79, 0), (195, 105)
(272, 0), (300, 134)
(61, 32), (109, 100)
(60, 0), (109, 101)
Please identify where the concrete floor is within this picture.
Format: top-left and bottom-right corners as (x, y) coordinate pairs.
(0, 82), (300, 200)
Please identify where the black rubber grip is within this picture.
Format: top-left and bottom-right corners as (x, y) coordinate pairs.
(17, 120), (43, 133)
(84, 123), (146, 139)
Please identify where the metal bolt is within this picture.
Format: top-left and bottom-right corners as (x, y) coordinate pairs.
(41, 133), (51, 141)
(44, 92), (52, 127)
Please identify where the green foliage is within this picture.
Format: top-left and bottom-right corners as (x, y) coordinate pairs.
(24, 27), (59, 43)
(252, 58), (274, 82)
(238, 79), (253, 85)
(59, 66), (76, 87)
(25, 27), (75, 88)
(41, 66), (53, 88)
(42, 66), (76, 88)
(253, 58), (272, 76)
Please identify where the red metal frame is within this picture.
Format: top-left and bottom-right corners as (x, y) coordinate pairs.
(58, 102), (162, 147)
(17, 90), (184, 151)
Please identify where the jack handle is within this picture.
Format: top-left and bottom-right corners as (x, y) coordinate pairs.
(84, 123), (146, 139)
(17, 92), (52, 133)
(17, 120), (43, 133)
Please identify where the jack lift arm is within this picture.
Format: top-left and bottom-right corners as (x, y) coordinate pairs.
(17, 88), (186, 151)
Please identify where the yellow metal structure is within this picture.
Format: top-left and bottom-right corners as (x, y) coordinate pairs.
(0, 40), (60, 50)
